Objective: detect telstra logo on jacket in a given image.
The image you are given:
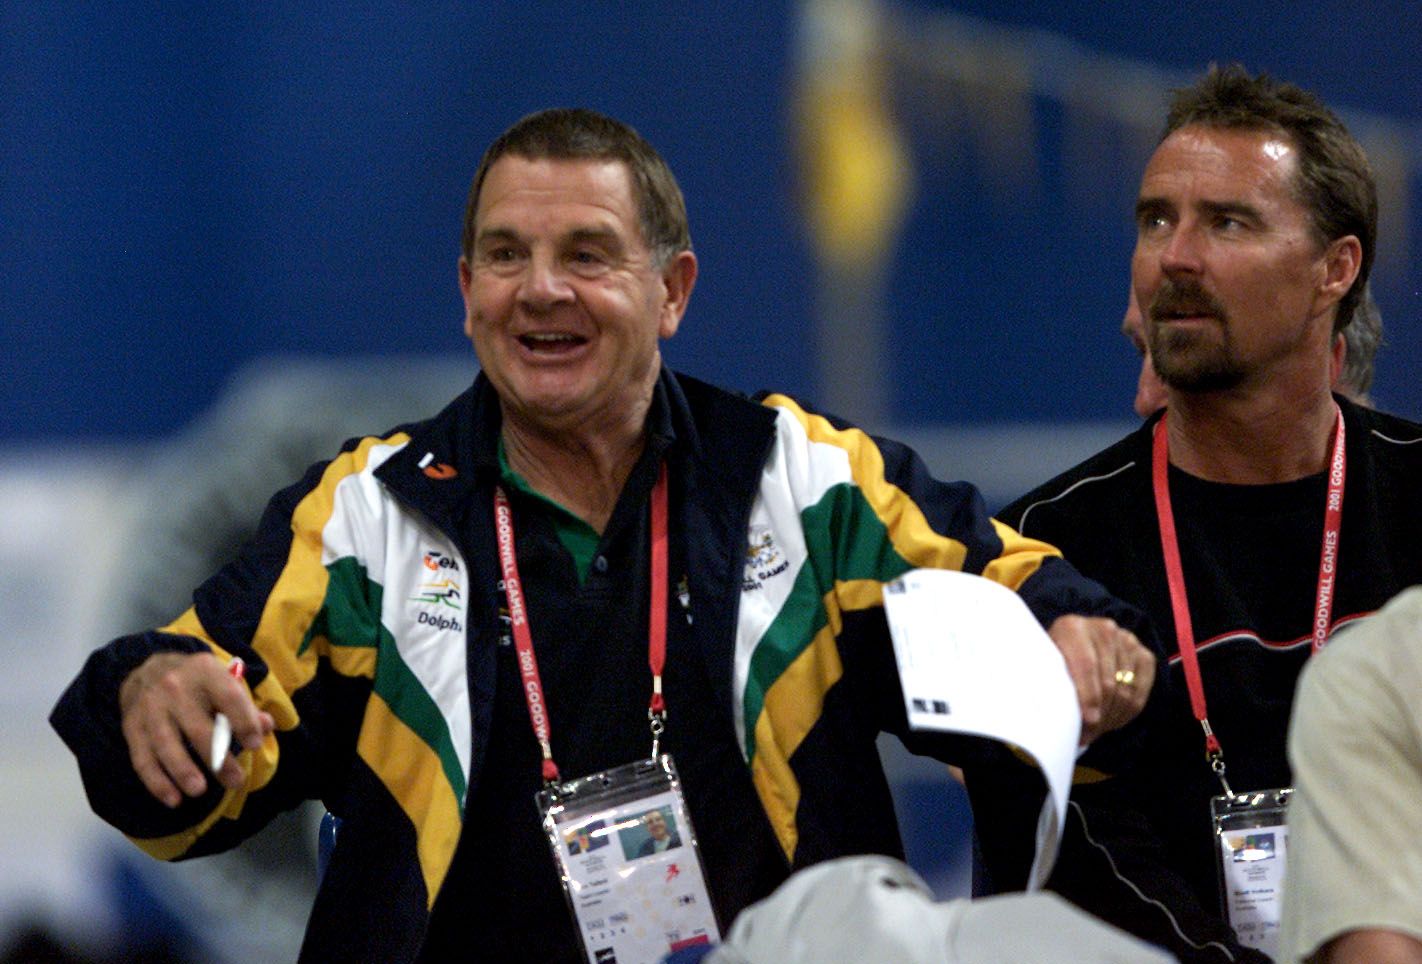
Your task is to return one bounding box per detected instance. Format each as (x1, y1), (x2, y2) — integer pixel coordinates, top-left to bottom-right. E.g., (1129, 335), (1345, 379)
(411, 550), (463, 610)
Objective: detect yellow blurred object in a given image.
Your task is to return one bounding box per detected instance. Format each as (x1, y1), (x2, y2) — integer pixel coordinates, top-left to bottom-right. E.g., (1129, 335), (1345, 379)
(796, 0), (913, 274)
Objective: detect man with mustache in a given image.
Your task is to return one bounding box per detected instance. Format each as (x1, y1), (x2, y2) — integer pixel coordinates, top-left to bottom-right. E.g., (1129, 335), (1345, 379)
(1120, 272), (1382, 421)
(968, 65), (1422, 963)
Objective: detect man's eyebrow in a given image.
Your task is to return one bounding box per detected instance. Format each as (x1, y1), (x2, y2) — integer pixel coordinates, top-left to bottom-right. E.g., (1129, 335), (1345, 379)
(1197, 199), (1263, 222)
(474, 226), (520, 246)
(1134, 196), (1263, 223)
(1134, 196), (1171, 220)
(565, 226), (623, 248)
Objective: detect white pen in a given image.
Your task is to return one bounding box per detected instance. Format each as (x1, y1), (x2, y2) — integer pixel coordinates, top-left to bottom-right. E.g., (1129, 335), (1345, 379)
(209, 657), (246, 774)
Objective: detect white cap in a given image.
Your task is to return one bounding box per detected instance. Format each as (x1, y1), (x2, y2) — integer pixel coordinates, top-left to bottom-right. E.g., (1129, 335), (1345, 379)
(705, 856), (1176, 963)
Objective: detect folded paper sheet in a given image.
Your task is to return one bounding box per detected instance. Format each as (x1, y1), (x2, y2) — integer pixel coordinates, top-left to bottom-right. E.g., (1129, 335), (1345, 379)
(882, 568), (1080, 889)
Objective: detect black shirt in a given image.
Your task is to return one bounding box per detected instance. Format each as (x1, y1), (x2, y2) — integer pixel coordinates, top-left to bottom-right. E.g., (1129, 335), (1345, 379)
(972, 399), (1422, 963)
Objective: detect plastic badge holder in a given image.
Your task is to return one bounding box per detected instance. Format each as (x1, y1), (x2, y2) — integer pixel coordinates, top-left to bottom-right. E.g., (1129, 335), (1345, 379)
(1212, 787), (1291, 960)
(538, 754), (720, 964)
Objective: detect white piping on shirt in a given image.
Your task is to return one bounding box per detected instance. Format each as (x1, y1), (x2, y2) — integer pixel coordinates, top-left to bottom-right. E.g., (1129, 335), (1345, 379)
(1069, 799), (1237, 962)
(1370, 428), (1422, 446)
(1014, 460), (1136, 534)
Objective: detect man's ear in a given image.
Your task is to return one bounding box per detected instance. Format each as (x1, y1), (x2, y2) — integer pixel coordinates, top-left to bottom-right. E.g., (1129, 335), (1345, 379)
(458, 256), (475, 339)
(658, 250), (698, 339)
(1315, 234), (1361, 318)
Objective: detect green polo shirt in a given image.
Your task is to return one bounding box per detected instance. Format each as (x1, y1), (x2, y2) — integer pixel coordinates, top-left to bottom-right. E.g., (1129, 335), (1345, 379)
(497, 437), (600, 584)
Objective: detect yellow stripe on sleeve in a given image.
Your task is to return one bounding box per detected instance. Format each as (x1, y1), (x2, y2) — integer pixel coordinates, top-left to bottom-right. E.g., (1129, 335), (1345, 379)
(358, 693), (463, 907)
(761, 394), (970, 571)
(981, 518), (1060, 592)
(750, 578), (882, 862)
(251, 432), (408, 693)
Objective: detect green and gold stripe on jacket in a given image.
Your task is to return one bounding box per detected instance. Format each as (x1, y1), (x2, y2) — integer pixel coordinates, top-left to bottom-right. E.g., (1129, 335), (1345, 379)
(131, 432), (472, 907)
(736, 394), (1059, 862)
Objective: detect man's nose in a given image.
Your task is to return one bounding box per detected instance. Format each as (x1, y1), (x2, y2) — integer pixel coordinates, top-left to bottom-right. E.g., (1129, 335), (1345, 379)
(518, 254), (574, 310)
(1159, 221), (1205, 277)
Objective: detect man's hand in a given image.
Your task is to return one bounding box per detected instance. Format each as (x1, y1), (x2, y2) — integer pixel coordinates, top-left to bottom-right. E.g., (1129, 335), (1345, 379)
(118, 651), (274, 808)
(1047, 615), (1155, 745)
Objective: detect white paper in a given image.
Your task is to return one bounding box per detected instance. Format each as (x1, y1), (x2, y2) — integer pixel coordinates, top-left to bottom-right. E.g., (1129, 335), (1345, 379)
(882, 568), (1081, 888)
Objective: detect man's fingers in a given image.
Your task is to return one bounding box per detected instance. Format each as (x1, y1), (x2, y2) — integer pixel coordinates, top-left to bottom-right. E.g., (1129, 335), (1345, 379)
(122, 697), (211, 806)
(1049, 614), (1106, 731)
(211, 673), (270, 752)
(118, 650), (263, 805)
(1105, 629), (1155, 722)
(122, 712), (184, 808)
(211, 711), (273, 790)
(1092, 625), (1155, 737)
(1050, 615), (1157, 744)
(213, 741), (248, 790)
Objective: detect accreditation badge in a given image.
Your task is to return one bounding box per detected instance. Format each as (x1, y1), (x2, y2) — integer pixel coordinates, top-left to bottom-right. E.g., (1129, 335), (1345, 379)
(537, 755), (720, 964)
(1212, 788), (1291, 960)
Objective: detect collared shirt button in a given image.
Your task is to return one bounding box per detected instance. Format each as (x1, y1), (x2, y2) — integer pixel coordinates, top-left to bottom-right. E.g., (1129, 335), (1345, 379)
(594, 555), (609, 573)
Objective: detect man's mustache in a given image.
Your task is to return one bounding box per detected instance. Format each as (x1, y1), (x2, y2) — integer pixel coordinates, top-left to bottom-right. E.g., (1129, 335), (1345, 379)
(1150, 280), (1228, 323)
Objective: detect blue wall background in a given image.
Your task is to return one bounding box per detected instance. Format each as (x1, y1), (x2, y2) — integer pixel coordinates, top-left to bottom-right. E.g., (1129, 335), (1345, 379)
(4, 1), (1420, 443)
(3, 3), (810, 441)
(884, 0), (1422, 424)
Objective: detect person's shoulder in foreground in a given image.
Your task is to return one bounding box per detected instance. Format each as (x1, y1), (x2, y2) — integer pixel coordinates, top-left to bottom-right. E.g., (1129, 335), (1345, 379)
(1280, 586), (1422, 964)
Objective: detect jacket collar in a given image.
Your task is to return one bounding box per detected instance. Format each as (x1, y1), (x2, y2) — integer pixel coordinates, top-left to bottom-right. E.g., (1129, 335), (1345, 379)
(374, 365), (780, 724)
(373, 367), (751, 535)
(371, 374), (493, 540)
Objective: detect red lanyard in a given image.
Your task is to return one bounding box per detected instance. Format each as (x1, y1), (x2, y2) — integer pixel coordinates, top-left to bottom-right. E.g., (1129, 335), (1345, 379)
(492, 462), (670, 785)
(1151, 408), (1345, 783)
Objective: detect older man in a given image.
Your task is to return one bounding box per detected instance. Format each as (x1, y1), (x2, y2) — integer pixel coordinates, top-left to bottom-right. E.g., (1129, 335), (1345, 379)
(971, 65), (1422, 964)
(53, 108), (1152, 962)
